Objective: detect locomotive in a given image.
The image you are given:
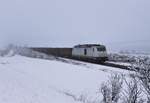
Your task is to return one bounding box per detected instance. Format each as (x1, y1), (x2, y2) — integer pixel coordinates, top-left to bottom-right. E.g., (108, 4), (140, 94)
(72, 44), (108, 62)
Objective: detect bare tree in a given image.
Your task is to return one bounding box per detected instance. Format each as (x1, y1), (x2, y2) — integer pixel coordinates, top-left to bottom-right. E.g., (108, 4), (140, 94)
(122, 75), (143, 103)
(100, 73), (123, 103)
(132, 57), (150, 101)
(110, 74), (123, 103)
(101, 82), (111, 103)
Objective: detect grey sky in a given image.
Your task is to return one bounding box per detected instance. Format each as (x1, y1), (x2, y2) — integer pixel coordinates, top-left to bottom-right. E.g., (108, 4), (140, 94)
(0, 0), (150, 51)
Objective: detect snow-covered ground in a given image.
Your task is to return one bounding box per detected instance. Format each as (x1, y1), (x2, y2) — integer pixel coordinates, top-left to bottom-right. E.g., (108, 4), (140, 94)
(0, 54), (129, 103)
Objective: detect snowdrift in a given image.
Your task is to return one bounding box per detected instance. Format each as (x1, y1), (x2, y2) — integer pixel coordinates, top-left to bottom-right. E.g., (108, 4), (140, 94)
(0, 54), (128, 103)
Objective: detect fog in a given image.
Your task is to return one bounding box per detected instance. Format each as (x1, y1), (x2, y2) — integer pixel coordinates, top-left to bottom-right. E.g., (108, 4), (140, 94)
(0, 0), (150, 52)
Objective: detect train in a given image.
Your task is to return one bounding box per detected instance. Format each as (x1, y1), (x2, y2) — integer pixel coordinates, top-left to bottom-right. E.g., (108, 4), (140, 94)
(31, 44), (108, 62)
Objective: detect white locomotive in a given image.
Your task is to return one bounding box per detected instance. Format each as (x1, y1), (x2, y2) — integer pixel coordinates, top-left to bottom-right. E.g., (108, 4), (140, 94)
(72, 44), (108, 62)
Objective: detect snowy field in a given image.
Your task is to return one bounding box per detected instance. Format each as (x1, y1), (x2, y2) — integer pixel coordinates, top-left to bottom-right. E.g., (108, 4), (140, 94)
(0, 54), (129, 103)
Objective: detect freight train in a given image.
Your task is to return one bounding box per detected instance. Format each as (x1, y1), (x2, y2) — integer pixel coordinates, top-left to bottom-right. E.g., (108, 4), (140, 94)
(31, 44), (108, 62)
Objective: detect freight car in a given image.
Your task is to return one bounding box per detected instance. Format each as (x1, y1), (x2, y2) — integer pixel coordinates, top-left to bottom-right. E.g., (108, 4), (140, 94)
(72, 44), (108, 62)
(31, 48), (72, 58)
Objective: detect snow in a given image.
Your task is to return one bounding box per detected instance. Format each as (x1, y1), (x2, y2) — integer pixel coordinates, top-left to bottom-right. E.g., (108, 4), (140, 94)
(0, 55), (128, 103)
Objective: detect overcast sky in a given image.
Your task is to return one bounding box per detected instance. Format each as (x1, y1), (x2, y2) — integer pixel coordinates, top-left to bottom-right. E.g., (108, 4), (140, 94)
(0, 0), (150, 51)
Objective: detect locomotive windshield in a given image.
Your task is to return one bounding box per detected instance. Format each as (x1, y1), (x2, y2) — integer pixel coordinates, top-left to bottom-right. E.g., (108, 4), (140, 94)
(97, 46), (106, 51)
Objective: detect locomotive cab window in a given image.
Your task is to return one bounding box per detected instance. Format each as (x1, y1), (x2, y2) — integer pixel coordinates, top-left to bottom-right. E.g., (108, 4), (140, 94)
(97, 47), (106, 51)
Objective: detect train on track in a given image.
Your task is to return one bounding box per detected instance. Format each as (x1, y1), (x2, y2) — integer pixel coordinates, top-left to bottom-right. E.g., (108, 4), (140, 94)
(30, 44), (132, 70)
(31, 44), (108, 62)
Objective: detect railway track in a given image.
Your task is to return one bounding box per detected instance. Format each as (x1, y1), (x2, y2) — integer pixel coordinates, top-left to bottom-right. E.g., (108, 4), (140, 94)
(55, 56), (132, 71)
(102, 62), (131, 70)
(30, 48), (132, 71)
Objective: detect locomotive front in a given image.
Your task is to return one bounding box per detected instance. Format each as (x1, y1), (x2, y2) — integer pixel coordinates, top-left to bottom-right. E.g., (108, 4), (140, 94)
(94, 45), (108, 61)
